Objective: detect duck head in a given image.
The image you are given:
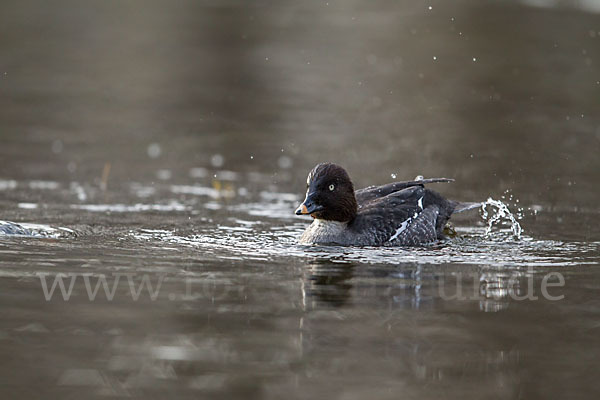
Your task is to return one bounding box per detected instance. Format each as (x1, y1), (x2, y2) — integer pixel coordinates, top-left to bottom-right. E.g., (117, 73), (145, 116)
(295, 163), (358, 222)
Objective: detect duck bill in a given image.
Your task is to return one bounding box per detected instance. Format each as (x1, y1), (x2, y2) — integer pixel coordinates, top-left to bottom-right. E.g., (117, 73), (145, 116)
(295, 194), (323, 215)
(295, 203), (310, 215)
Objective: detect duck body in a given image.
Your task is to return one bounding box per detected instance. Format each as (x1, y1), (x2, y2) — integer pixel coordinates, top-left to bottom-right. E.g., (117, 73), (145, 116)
(296, 163), (478, 247)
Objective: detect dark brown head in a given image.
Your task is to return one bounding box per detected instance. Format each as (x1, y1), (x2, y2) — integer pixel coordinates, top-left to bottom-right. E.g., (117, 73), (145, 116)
(295, 163), (358, 222)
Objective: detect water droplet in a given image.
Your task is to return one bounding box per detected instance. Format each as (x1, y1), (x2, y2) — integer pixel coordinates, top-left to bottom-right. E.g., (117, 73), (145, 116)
(278, 155), (293, 169)
(210, 154), (224, 168)
(147, 143), (161, 159)
(433, 56), (437, 60)
(472, 57), (477, 62)
(390, 173), (397, 179)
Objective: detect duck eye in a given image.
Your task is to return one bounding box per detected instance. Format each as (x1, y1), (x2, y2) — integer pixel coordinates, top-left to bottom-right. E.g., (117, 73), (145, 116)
(329, 184), (335, 191)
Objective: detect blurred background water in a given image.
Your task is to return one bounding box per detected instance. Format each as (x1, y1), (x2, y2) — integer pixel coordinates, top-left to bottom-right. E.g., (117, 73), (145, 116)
(1, 0), (600, 399)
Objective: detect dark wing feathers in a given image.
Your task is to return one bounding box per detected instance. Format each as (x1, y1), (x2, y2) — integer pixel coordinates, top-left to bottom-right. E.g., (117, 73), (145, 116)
(355, 178), (454, 203)
(349, 186), (426, 245)
(350, 185), (455, 246)
(389, 206), (439, 246)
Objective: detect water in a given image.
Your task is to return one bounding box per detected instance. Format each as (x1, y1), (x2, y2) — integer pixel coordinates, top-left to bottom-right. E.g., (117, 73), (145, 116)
(481, 198), (524, 239)
(2, 0), (600, 399)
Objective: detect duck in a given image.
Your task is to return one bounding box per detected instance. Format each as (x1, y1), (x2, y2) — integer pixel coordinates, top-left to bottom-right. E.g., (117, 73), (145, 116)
(294, 163), (479, 246)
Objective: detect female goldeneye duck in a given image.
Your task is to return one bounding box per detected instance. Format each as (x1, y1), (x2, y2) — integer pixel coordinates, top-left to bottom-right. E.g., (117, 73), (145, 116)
(295, 163), (479, 246)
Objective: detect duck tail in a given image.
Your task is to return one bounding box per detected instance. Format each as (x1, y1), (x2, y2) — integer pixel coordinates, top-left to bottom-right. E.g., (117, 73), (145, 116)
(452, 201), (483, 214)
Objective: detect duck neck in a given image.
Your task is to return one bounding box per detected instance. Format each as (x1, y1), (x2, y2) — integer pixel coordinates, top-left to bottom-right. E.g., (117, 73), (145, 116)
(319, 193), (357, 223)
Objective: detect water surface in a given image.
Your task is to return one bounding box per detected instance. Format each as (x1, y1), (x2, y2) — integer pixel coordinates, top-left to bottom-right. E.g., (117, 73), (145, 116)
(1, 1), (600, 399)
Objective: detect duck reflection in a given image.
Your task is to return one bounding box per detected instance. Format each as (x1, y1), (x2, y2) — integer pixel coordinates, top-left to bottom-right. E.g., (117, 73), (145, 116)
(301, 260), (436, 311)
(302, 260), (355, 308)
(298, 262), (523, 395)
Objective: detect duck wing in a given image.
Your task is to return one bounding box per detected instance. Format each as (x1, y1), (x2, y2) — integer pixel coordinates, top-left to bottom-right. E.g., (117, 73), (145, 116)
(355, 178), (454, 204)
(350, 186), (451, 246)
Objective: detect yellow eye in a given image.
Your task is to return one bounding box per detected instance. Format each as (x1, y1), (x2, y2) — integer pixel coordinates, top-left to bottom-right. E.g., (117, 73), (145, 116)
(329, 184), (335, 191)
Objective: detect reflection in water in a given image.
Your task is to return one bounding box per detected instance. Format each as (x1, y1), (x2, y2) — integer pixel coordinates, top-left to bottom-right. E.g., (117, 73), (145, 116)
(297, 262), (529, 398)
(479, 270), (525, 312)
(302, 261), (355, 308)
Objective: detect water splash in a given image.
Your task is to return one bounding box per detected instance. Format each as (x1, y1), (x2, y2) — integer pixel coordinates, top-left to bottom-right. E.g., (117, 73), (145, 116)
(480, 198), (523, 239)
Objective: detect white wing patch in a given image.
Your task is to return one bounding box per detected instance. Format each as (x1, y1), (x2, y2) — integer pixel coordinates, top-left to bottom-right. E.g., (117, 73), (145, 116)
(388, 218), (411, 242)
(388, 197), (424, 242)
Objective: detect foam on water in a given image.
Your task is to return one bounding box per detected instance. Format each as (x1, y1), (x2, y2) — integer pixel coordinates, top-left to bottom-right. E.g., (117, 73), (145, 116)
(0, 220), (75, 238)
